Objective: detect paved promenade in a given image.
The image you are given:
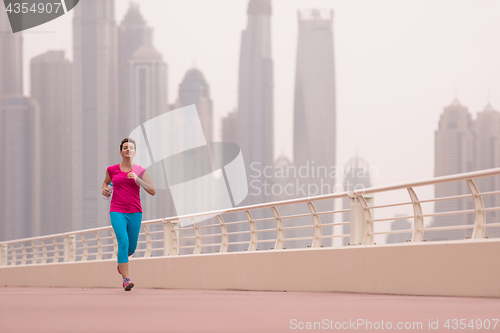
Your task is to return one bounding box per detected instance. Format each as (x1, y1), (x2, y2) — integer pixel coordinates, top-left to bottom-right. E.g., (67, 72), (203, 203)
(0, 287), (498, 332)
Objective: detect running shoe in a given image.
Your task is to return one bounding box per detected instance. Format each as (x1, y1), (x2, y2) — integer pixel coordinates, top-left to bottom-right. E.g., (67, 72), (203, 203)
(123, 278), (134, 291)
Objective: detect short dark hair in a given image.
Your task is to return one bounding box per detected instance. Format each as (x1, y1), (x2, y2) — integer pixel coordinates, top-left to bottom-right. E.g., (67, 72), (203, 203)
(120, 138), (136, 151)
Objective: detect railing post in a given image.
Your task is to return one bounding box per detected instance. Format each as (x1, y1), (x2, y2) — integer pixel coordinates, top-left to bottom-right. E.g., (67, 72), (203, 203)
(52, 238), (60, 263)
(64, 234), (76, 262)
(40, 239), (47, 264)
(143, 224), (152, 257)
(307, 202), (322, 247)
(30, 240), (39, 264)
(349, 193), (374, 245)
(218, 215), (229, 253)
(163, 219), (179, 256)
(80, 234), (88, 261)
(192, 219), (202, 254)
(94, 231), (103, 260)
(0, 244), (7, 266)
(9, 244), (16, 265)
(407, 187), (424, 242)
(467, 179), (486, 239)
(20, 242), (27, 265)
(271, 207), (284, 250)
(245, 211), (257, 251)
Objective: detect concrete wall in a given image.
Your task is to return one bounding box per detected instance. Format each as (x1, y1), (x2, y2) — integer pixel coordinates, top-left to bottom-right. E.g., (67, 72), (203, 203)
(1, 239), (499, 297)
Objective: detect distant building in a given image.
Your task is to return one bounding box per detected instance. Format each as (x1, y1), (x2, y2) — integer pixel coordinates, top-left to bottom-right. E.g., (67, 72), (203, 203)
(175, 68), (213, 143)
(129, 44), (171, 221)
(0, 9), (3, 106)
(170, 68), (214, 230)
(72, 0), (118, 230)
(386, 216), (412, 244)
(237, 0), (274, 206)
(129, 45), (168, 127)
(1, 8), (22, 96)
(0, 97), (41, 241)
(0, 9), (37, 241)
(222, 109), (238, 145)
(30, 51), (72, 236)
(474, 104), (500, 238)
(342, 156), (372, 245)
(429, 98), (475, 241)
(118, 2), (153, 137)
(293, 8), (336, 185)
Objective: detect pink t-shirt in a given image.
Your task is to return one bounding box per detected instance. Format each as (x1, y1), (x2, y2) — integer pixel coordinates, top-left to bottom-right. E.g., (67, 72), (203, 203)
(107, 164), (146, 213)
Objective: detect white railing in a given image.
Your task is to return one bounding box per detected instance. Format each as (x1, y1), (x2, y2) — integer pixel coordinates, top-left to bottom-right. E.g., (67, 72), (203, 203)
(1, 168), (500, 266)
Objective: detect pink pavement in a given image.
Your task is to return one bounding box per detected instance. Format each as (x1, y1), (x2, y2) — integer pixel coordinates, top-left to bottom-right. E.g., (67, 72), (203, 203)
(0, 287), (498, 333)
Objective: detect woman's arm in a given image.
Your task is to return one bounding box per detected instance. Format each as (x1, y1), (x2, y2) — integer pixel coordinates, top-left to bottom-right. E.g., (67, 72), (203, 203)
(128, 170), (156, 196)
(102, 170), (112, 197)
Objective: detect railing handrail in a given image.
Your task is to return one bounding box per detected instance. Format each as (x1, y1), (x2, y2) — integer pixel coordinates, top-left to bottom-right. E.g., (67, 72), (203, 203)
(160, 167), (500, 223)
(2, 167), (500, 266)
(2, 167), (500, 246)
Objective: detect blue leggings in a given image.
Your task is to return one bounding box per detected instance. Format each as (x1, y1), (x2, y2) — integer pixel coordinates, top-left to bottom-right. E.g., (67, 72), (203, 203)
(110, 212), (142, 264)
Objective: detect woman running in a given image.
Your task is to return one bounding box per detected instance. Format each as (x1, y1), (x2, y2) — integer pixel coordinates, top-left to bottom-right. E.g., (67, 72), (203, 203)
(102, 138), (156, 291)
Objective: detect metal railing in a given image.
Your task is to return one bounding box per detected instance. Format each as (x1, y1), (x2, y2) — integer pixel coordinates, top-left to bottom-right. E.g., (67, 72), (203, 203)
(1, 168), (500, 266)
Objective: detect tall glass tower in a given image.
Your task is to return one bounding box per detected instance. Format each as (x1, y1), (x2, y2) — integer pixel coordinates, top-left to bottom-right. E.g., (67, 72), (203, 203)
(73, 0), (118, 230)
(430, 99), (475, 241)
(30, 51), (72, 236)
(473, 104), (500, 238)
(237, 0), (274, 206)
(118, 2), (153, 137)
(293, 9), (336, 181)
(291, 9), (336, 246)
(177, 68), (213, 143)
(1, 7), (23, 96)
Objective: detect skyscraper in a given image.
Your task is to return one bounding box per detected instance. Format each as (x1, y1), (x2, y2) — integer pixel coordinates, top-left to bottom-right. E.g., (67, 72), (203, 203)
(0, 96), (41, 241)
(293, 8), (336, 186)
(129, 45), (167, 128)
(430, 98), (475, 240)
(118, 2), (153, 137)
(30, 50), (72, 236)
(288, 8), (336, 246)
(0, 8), (39, 241)
(222, 109), (238, 145)
(176, 68), (213, 143)
(129, 44), (170, 221)
(171, 68), (214, 227)
(73, 0), (118, 230)
(0, 7), (4, 104)
(237, 0), (274, 206)
(474, 104), (500, 237)
(1, 7), (22, 96)
(0, 9), (5, 230)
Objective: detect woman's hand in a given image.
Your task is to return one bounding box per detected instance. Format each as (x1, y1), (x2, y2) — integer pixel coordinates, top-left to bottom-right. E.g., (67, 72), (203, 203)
(103, 170), (112, 197)
(102, 188), (111, 197)
(129, 170), (156, 196)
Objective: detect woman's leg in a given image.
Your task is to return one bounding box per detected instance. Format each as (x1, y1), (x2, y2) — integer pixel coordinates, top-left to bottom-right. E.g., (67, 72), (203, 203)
(127, 212), (143, 257)
(110, 212), (130, 279)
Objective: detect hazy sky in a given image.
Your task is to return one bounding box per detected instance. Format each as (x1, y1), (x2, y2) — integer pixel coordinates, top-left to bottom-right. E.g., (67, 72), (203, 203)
(21, 0), (500, 228)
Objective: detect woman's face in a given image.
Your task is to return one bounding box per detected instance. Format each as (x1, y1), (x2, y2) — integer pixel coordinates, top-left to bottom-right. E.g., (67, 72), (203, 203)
(120, 142), (136, 159)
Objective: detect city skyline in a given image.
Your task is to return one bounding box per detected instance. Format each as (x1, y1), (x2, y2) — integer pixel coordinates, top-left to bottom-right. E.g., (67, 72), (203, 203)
(18, 0), (500, 206)
(1, 0), (500, 240)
